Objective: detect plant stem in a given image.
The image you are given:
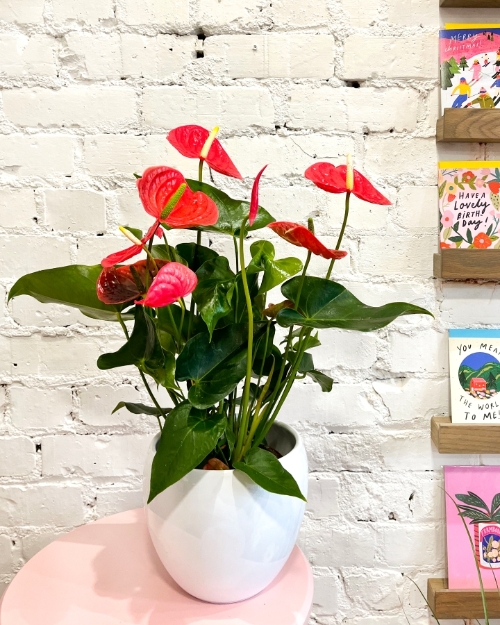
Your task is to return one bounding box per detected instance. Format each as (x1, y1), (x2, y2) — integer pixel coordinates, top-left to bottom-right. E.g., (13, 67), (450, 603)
(139, 370), (165, 431)
(117, 312), (130, 339)
(233, 236), (239, 273)
(326, 191), (351, 280)
(198, 159), (204, 184)
(294, 251), (311, 309)
(234, 219), (254, 462)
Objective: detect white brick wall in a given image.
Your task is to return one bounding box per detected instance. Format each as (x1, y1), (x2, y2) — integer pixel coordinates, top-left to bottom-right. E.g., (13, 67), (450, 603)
(0, 1), (476, 624)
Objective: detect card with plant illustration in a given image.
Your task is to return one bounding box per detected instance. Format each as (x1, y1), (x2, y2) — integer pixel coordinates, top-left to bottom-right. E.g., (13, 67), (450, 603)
(449, 329), (500, 423)
(439, 161), (500, 249)
(445, 466), (500, 589)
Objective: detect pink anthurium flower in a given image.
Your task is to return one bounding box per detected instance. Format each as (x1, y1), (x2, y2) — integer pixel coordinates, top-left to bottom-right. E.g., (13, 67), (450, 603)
(267, 221), (348, 260)
(249, 165), (267, 226)
(136, 262), (198, 308)
(101, 167), (218, 268)
(305, 162), (391, 205)
(97, 259), (168, 305)
(167, 125), (243, 180)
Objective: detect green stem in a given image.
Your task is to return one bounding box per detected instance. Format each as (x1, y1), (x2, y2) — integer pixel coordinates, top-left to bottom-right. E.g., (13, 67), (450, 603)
(294, 251), (311, 310)
(139, 370), (165, 432)
(233, 218), (254, 462)
(326, 191), (350, 280)
(198, 159), (204, 183)
(117, 312), (130, 339)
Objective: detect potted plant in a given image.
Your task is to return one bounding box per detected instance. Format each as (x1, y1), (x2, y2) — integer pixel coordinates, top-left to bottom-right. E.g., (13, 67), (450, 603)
(456, 490), (500, 570)
(9, 125), (430, 603)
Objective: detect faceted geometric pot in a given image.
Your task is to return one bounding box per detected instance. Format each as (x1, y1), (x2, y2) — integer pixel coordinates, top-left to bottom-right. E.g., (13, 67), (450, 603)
(143, 421), (308, 603)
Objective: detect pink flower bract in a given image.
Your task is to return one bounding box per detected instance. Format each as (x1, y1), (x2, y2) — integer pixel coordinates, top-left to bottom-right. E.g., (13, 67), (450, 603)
(136, 262), (198, 308)
(167, 125), (243, 180)
(305, 162), (391, 205)
(249, 165), (267, 226)
(267, 221), (348, 260)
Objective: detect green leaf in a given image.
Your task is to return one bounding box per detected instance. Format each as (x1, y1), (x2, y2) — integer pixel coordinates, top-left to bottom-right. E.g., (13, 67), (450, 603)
(458, 508), (492, 524)
(124, 227), (142, 240)
(176, 243), (219, 272)
(193, 257), (236, 338)
(306, 370), (333, 392)
(151, 244), (187, 265)
(492, 493), (500, 514)
(148, 402), (225, 502)
(294, 332), (321, 351)
(247, 241), (303, 295)
(456, 491), (490, 511)
(8, 265), (129, 322)
(287, 351), (314, 373)
(449, 236), (464, 243)
(176, 323), (265, 409)
(234, 447), (306, 501)
(186, 180), (274, 235)
(156, 303), (204, 343)
(277, 277), (431, 331)
(98, 307), (155, 369)
(112, 402), (172, 416)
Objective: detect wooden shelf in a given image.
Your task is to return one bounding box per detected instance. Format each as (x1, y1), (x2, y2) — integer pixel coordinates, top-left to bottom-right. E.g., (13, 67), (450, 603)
(431, 416), (500, 454)
(428, 578), (500, 618)
(440, 0), (500, 5)
(433, 249), (500, 280)
(436, 108), (500, 143)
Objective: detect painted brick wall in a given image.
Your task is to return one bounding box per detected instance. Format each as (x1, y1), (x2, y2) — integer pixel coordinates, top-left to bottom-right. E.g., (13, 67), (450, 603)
(0, 1), (496, 623)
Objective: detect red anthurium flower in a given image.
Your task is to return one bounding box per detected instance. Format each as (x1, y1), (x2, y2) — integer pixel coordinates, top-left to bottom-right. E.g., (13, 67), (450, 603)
(249, 165), (267, 226)
(101, 167), (218, 268)
(136, 262), (198, 308)
(267, 221), (348, 260)
(97, 259), (168, 305)
(305, 162), (391, 205)
(167, 125), (243, 180)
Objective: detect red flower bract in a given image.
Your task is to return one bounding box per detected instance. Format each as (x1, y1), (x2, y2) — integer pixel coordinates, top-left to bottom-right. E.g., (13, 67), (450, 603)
(249, 165), (267, 226)
(97, 259), (169, 305)
(101, 167), (218, 268)
(305, 162), (391, 205)
(167, 125), (243, 180)
(267, 221), (348, 260)
(136, 262), (198, 308)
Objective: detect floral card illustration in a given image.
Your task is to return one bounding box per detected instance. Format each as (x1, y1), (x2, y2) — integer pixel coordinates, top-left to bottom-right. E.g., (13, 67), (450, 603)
(449, 329), (500, 423)
(440, 24), (500, 112)
(445, 466), (500, 589)
(439, 161), (500, 250)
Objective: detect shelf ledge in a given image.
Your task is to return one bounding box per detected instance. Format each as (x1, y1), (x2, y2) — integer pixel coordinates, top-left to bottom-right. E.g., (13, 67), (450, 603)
(431, 416), (500, 454)
(437, 108), (500, 143)
(428, 578), (500, 619)
(433, 249), (500, 280)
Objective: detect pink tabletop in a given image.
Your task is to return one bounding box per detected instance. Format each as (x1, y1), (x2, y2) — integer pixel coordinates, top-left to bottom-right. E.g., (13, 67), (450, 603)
(1, 508), (313, 625)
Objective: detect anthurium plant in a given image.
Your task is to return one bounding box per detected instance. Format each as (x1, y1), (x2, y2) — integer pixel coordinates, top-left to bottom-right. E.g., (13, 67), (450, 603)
(9, 125), (430, 503)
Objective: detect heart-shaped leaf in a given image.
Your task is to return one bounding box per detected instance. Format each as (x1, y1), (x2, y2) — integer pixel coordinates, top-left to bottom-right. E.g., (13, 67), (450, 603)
(176, 323), (265, 409)
(176, 243), (219, 272)
(277, 277), (431, 331)
(247, 240), (303, 294)
(234, 447), (306, 501)
(8, 265), (130, 322)
(148, 402), (225, 502)
(193, 257), (236, 338)
(186, 180), (274, 235)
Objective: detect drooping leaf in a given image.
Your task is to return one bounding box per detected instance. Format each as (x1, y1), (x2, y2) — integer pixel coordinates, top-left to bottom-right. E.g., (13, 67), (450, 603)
(306, 370), (333, 392)
(186, 180), (274, 235)
(456, 492), (490, 511)
(193, 257), (236, 338)
(148, 402), (226, 502)
(277, 277), (431, 331)
(176, 243), (219, 272)
(234, 447), (306, 501)
(112, 402), (172, 416)
(247, 240), (303, 295)
(176, 323), (265, 409)
(8, 265), (130, 322)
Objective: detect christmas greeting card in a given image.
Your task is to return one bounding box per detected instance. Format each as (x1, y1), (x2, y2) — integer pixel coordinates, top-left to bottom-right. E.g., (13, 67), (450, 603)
(449, 329), (500, 423)
(439, 161), (500, 250)
(445, 466), (500, 589)
(440, 24), (500, 113)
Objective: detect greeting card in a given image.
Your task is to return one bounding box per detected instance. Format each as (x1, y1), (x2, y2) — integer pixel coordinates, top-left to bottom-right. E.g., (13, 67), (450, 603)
(440, 24), (500, 112)
(449, 329), (500, 423)
(439, 161), (500, 250)
(445, 466), (500, 589)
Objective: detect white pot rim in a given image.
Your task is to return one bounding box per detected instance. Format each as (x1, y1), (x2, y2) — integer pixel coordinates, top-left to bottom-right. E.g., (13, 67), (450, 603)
(150, 420), (301, 474)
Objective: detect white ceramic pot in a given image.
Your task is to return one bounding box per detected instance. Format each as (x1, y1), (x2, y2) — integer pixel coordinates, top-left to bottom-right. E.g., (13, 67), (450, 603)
(143, 421), (308, 604)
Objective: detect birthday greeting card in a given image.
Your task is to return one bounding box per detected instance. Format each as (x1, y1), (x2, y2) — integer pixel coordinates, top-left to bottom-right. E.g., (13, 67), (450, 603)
(440, 24), (500, 112)
(449, 329), (500, 423)
(439, 161), (500, 250)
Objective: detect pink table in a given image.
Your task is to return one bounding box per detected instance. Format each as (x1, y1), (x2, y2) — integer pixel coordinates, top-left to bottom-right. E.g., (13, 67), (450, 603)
(0, 508), (313, 625)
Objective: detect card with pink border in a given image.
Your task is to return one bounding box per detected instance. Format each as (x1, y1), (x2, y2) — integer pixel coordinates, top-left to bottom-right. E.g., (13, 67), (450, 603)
(445, 466), (500, 589)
